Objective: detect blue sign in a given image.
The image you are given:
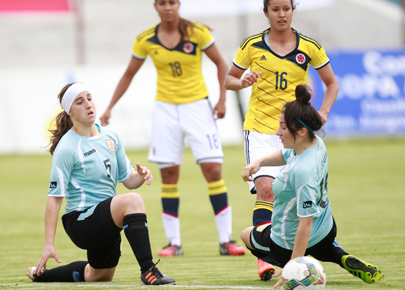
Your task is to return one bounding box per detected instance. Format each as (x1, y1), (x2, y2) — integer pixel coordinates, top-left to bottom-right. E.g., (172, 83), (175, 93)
(311, 49), (405, 135)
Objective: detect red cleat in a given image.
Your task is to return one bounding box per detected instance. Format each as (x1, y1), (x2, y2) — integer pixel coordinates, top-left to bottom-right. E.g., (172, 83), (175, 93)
(220, 241), (246, 256)
(158, 244), (183, 257)
(258, 259), (276, 281)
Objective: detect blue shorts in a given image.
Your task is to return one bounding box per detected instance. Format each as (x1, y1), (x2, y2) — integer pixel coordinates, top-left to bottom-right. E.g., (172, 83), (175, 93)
(62, 197), (122, 269)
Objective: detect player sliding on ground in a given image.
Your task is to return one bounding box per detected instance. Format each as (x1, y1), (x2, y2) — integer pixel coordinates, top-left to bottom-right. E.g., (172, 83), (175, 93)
(240, 84), (385, 287)
(224, 0), (339, 280)
(27, 83), (175, 285)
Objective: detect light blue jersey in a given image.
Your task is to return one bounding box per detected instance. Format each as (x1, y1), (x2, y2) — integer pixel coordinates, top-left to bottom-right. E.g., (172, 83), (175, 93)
(48, 124), (134, 213)
(271, 135), (332, 250)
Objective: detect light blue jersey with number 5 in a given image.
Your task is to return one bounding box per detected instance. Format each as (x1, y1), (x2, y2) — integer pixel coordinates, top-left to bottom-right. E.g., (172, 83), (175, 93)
(271, 135), (332, 250)
(48, 124), (134, 213)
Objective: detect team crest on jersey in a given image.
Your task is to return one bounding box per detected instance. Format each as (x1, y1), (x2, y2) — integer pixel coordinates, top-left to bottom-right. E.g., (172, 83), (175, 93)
(296, 53), (306, 64)
(183, 42), (194, 53)
(106, 139), (115, 152)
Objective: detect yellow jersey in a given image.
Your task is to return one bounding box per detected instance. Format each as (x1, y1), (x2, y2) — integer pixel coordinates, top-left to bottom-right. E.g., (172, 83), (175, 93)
(132, 22), (214, 104)
(233, 28), (329, 134)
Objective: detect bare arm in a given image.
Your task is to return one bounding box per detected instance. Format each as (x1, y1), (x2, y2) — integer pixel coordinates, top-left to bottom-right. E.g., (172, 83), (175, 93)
(100, 56), (145, 126)
(204, 43), (228, 119)
(224, 64), (261, 91)
(122, 163), (153, 190)
(273, 216), (314, 288)
(34, 196), (64, 276)
(291, 216), (313, 259)
(242, 150), (286, 182)
(316, 64), (339, 125)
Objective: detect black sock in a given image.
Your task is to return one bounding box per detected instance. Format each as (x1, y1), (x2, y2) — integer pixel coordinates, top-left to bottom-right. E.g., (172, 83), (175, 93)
(123, 213), (154, 273)
(36, 261), (87, 282)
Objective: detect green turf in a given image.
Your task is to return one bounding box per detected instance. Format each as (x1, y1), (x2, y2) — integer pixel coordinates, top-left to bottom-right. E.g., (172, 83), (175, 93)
(0, 139), (404, 289)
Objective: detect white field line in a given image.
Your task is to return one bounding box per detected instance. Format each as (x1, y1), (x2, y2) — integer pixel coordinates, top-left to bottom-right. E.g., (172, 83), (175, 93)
(7, 284), (273, 289)
(8, 284), (340, 289)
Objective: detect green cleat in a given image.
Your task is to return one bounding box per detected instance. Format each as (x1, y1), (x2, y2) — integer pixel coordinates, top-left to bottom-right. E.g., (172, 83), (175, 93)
(341, 255), (385, 283)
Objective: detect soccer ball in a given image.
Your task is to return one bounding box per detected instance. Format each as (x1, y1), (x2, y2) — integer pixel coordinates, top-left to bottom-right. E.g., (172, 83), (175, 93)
(281, 256), (326, 290)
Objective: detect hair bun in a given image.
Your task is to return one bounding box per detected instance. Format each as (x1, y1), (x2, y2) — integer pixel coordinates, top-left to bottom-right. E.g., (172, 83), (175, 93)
(295, 84), (312, 104)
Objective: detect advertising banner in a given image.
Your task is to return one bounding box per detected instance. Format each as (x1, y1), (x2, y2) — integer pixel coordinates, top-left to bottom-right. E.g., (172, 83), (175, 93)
(311, 49), (405, 135)
(0, 0), (72, 13)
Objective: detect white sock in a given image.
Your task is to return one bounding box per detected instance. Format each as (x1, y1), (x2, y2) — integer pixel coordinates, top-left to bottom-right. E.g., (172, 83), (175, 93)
(161, 212), (181, 246)
(215, 206), (232, 244)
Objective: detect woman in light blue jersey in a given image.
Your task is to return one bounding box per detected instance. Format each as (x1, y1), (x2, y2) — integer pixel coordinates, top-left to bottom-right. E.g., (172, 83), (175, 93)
(26, 83), (175, 285)
(240, 84), (384, 287)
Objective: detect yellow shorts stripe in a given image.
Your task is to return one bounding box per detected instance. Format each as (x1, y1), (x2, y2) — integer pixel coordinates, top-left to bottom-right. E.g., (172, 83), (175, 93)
(161, 184), (180, 198)
(208, 179), (228, 195)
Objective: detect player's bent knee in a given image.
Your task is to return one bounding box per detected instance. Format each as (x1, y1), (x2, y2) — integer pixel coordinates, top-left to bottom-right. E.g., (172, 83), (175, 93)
(85, 267), (115, 282)
(240, 227), (254, 248)
(124, 192), (145, 212)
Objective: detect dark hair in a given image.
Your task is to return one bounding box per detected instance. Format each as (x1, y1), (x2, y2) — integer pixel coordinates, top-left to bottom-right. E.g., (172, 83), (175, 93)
(282, 84), (322, 141)
(48, 83), (75, 155)
(154, 0), (212, 46)
(263, 0), (296, 12)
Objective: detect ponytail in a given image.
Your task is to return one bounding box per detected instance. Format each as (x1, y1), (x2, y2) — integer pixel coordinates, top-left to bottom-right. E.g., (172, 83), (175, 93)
(282, 84), (323, 141)
(48, 83), (75, 155)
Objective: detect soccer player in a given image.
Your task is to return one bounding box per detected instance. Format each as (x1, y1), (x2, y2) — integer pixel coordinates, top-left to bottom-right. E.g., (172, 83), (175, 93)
(224, 0), (339, 280)
(240, 84), (385, 287)
(100, 0), (245, 257)
(27, 83), (175, 285)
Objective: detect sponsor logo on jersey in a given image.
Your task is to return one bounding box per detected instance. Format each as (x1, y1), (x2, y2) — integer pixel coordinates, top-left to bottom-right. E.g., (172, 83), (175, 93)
(84, 148), (96, 157)
(106, 139), (115, 152)
(296, 53), (306, 64)
(319, 197), (329, 209)
(260, 55), (267, 61)
(183, 42), (194, 53)
(303, 201), (313, 208)
(50, 181), (57, 188)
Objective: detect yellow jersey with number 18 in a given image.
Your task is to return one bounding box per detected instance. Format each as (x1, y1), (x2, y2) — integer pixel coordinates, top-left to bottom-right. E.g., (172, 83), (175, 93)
(233, 28), (330, 134)
(132, 22), (214, 104)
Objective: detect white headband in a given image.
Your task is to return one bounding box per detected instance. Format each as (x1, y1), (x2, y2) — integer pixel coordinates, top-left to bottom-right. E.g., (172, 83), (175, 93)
(61, 83), (89, 114)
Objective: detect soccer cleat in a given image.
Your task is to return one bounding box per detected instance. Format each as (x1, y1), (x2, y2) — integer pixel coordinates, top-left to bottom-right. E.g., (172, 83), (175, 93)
(257, 259), (276, 281)
(26, 267), (44, 282)
(158, 244), (184, 257)
(140, 265), (176, 285)
(220, 240), (246, 256)
(341, 255), (385, 283)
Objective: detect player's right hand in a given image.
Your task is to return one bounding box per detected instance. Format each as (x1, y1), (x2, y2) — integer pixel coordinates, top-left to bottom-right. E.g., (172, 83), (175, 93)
(241, 162), (260, 182)
(100, 109), (111, 126)
(35, 245), (61, 276)
(241, 71), (261, 88)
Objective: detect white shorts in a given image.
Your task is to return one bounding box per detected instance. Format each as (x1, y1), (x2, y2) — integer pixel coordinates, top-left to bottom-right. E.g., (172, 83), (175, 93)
(244, 131), (285, 193)
(148, 99), (224, 166)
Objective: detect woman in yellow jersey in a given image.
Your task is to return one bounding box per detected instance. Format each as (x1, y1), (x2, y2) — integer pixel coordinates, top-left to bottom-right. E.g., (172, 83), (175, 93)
(224, 0), (339, 281)
(100, 0), (245, 257)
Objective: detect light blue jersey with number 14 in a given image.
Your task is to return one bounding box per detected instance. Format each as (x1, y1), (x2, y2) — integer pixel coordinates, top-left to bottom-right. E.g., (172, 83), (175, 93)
(48, 124), (134, 214)
(271, 135), (332, 250)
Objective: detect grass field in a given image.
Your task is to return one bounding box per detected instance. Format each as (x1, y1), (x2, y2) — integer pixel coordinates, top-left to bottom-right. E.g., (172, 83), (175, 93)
(0, 138), (404, 290)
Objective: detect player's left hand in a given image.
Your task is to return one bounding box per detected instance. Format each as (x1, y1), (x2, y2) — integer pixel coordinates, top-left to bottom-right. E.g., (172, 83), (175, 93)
(272, 268), (284, 289)
(136, 163), (153, 185)
(213, 100), (226, 119)
(318, 110), (328, 125)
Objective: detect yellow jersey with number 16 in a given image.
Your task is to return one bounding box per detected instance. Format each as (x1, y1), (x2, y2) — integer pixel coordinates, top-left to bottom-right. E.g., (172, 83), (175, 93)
(233, 28), (330, 134)
(132, 22), (214, 105)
